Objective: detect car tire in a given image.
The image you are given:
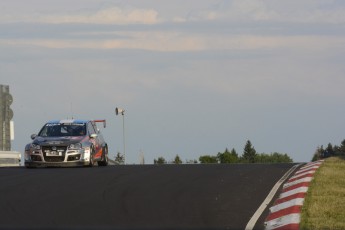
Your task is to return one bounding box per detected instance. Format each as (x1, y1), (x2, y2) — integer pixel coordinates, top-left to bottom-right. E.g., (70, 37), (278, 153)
(98, 146), (108, 166)
(25, 165), (36, 169)
(89, 147), (95, 167)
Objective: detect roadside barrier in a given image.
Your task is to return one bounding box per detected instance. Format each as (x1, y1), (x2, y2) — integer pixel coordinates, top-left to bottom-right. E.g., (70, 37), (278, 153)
(264, 160), (324, 230)
(0, 151), (21, 167)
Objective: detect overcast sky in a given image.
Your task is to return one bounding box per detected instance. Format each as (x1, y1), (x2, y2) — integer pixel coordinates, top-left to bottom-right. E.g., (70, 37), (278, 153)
(1, 0), (345, 163)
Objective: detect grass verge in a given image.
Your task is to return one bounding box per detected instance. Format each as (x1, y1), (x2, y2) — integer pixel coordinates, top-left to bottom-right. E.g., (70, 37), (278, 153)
(300, 157), (345, 229)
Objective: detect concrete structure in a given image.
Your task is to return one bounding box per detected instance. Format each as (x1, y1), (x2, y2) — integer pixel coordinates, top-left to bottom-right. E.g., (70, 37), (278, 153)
(0, 84), (13, 151)
(0, 151), (21, 167)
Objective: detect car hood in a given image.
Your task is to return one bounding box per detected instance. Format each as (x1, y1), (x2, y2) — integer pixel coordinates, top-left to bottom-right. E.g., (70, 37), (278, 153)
(33, 136), (86, 146)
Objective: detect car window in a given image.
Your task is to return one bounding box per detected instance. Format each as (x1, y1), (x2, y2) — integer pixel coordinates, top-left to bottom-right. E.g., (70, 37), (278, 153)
(38, 123), (86, 137)
(91, 121), (100, 134)
(87, 122), (97, 135)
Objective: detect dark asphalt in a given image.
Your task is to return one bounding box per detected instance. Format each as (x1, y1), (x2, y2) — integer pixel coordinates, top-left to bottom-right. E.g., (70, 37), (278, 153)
(0, 164), (296, 229)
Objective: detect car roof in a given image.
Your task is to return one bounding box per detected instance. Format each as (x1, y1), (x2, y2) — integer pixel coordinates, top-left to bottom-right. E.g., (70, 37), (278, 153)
(46, 119), (90, 124)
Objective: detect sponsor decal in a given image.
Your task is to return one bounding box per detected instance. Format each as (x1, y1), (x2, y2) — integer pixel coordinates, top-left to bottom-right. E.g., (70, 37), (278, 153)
(94, 148), (103, 158)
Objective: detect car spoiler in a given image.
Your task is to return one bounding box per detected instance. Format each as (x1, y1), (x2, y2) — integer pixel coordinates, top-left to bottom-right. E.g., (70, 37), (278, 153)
(94, 120), (106, 128)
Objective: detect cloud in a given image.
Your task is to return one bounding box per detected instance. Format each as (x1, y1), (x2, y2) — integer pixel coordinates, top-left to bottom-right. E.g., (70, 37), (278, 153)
(0, 6), (159, 25)
(2, 1), (345, 26)
(177, 0), (345, 24)
(46, 7), (159, 25)
(1, 32), (344, 53)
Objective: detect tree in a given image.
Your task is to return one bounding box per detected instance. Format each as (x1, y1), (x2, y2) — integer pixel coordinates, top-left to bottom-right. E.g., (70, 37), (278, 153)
(271, 152), (293, 163)
(173, 155), (182, 164)
(324, 143), (334, 158)
(255, 152), (293, 163)
(333, 145), (340, 155)
(255, 153), (271, 163)
(186, 159), (198, 164)
(217, 148), (239, 163)
(312, 146), (324, 161)
(199, 155), (218, 164)
(339, 139), (345, 155)
(230, 148), (238, 158)
(320, 145), (325, 157)
(114, 152), (125, 165)
(154, 156), (167, 164)
(242, 140), (257, 163)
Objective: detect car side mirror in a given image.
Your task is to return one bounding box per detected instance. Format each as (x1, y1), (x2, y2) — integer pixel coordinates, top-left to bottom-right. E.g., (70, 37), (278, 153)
(90, 133), (98, 138)
(31, 134), (37, 140)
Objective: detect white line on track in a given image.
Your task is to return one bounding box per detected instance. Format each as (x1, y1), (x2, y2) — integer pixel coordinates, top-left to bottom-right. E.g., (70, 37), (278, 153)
(245, 164), (302, 230)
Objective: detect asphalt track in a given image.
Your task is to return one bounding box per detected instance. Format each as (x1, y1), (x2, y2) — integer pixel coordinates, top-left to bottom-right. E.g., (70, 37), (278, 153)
(0, 164), (297, 229)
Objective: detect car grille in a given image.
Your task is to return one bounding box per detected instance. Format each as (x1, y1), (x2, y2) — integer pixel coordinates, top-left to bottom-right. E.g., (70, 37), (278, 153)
(44, 156), (65, 162)
(42, 146), (67, 162)
(31, 155), (42, 162)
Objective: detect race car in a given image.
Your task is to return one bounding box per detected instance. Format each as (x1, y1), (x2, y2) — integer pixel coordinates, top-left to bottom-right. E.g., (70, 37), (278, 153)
(24, 119), (108, 168)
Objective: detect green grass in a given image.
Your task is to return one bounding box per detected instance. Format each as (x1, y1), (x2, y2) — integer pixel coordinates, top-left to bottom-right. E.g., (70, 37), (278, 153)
(300, 157), (345, 230)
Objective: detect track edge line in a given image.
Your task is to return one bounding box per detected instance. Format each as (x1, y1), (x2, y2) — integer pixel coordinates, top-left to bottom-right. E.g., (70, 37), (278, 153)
(245, 163), (303, 230)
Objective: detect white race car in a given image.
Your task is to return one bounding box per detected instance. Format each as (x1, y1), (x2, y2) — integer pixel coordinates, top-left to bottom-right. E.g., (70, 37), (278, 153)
(25, 119), (108, 168)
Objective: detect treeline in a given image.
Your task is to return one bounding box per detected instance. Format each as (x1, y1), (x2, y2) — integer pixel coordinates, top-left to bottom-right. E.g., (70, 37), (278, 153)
(312, 139), (345, 161)
(154, 140), (293, 164)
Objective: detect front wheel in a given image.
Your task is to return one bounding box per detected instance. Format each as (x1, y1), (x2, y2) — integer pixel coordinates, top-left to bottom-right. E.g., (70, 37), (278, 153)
(98, 146), (108, 166)
(89, 147), (95, 167)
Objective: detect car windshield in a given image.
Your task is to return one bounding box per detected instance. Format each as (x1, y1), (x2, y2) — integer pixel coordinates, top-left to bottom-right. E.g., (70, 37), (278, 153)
(38, 123), (86, 137)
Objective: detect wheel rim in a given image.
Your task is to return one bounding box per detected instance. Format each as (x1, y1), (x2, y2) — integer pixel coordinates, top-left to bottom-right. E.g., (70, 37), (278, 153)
(105, 148), (108, 163)
(90, 148), (95, 166)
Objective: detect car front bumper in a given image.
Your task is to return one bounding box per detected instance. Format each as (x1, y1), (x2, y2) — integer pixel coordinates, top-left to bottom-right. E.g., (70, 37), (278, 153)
(25, 161), (89, 168)
(24, 146), (92, 168)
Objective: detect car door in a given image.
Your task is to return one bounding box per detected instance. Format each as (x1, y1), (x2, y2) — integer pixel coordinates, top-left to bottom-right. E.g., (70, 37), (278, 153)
(87, 122), (102, 159)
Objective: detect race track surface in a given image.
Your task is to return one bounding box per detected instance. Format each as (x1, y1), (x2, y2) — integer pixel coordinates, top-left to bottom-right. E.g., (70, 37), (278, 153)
(0, 164), (296, 229)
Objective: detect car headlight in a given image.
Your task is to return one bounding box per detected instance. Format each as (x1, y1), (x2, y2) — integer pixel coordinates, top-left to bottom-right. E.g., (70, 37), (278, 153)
(69, 143), (82, 149)
(31, 144), (41, 150)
